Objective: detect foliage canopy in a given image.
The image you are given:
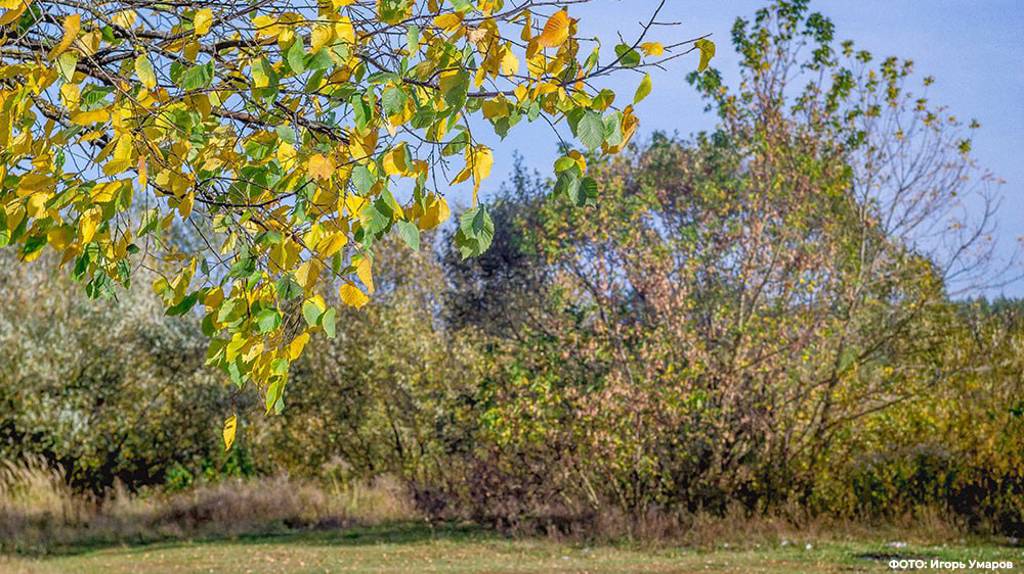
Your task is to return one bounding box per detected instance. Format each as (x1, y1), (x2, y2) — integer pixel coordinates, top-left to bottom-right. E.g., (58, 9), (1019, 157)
(0, 0), (711, 434)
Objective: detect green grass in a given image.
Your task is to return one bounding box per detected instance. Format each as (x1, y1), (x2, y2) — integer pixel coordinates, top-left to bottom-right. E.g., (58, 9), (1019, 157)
(1, 523), (1020, 573)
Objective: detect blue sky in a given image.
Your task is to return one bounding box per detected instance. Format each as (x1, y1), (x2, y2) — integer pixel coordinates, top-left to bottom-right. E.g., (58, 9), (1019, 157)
(463, 0), (1024, 296)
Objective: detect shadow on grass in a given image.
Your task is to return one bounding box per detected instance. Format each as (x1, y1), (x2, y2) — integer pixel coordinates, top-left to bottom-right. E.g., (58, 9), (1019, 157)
(3, 521), (505, 560)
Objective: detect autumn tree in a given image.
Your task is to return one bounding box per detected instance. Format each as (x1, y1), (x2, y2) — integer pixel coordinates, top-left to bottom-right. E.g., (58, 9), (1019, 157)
(430, 0), (1015, 519)
(0, 0), (713, 443)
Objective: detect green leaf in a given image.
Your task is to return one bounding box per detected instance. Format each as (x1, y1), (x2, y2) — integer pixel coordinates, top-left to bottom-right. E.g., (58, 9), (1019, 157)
(173, 61), (214, 91)
(614, 43), (641, 67)
(228, 253), (257, 279)
(382, 86), (407, 117)
(308, 48), (334, 71)
(275, 275), (302, 299)
(395, 220), (420, 251)
(302, 299), (323, 328)
(254, 308), (282, 334)
(320, 307), (337, 339)
(217, 298), (245, 324)
(455, 206), (494, 259)
(57, 52), (78, 83)
(634, 74), (652, 104)
(554, 156), (578, 174)
(579, 176), (599, 206)
(166, 292), (199, 316)
(577, 111), (605, 151)
(603, 112), (624, 147)
(406, 25), (420, 53)
(265, 378), (284, 414)
(443, 70), (470, 112)
(80, 85), (114, 110)
(555, 169), (579, 201)
(352, 165), (375, 194)
(21, 234), (47, 260)
(360, 202), (391, 237)
(276, 125), (298, 145)
(251, 58), (272, 89)
(285, 38), (306, 74)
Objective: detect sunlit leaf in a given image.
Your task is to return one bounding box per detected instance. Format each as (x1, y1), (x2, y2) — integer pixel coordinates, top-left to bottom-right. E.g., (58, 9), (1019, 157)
(222, 415), (237, 451)
(695, 38), (716, 72)
(536, 10), (570, 48)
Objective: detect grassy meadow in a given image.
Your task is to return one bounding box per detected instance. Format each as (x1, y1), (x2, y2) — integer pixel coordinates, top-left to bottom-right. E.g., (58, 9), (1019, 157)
(2, 523), (1021, 574)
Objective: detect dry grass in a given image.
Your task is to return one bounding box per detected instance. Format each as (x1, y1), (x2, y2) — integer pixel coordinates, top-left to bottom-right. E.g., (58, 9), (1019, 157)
(503, 501), (969, 551)
(0, 457), (417, 554)
(1, 456), (979, 561)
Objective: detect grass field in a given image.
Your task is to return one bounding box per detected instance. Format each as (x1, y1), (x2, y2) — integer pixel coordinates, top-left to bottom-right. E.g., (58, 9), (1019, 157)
(1, 523), (1020, 574)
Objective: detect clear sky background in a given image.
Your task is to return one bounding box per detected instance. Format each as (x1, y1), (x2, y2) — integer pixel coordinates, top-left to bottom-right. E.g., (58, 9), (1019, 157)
(460, 0), (1024, 297)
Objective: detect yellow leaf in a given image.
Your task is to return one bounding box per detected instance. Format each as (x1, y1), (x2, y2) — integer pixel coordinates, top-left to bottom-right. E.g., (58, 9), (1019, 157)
(25, 193), (47, 219)
(295, 258), (323, 290)
(567, 149), (587, 173)
(345, 194), (369, 217)
(203, 287), (224, 309)
(603, 105), (639, 154)
(433, 12), (463, 33)
(49, 14), (81, 59)
(500, 48), (520, 76)
(332, 0), (354, 8)
(471, 146), (493, 184)
(334, 17), (355, 45)
(307, 154), (335, 181)
(103, 135), (134, 176)
(16, 173), (54, 196)
(277, 141), (297, 170)
(450, 165), (471, 186)
(482, 98), (509, 120)
(350, 129), (378, 160)
(194, 8), (213, 36)
(287, 332), (310, 361)
(339, 282), (369, 308)
(79, 207), (101, 244)
(60, 83), (80, 108)
(419, 194), (450, 230)
(355, 255), (374, 293)
(178, 192), (194, 219)
(382, 144), (409, 176)
(311, 25), (334, 52)
(252, 15), (278, 38)
(0, 1), (28, 27)
(316, 231), (348, 258)
(695, 38), (716, 72)
(91, 180), (123, 203)
(536, 9), (569, 48)
(470, 146), (493, 203)
(134, 53), (157, 89)
(222, 415), (237, 451)
(513, 84), (528, 103)
(47, 225), (72, 251)
(526, 53), (548, 78)
(111, 10), (136, 29)
(70, 108), (110, 126)
(634, 73), (652, 104)
(137, 155), (148, 190)
(640, 42), (664, 57)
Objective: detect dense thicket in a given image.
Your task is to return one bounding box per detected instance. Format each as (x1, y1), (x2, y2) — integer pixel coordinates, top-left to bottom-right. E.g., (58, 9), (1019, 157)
(1, 0), (1021, 535)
